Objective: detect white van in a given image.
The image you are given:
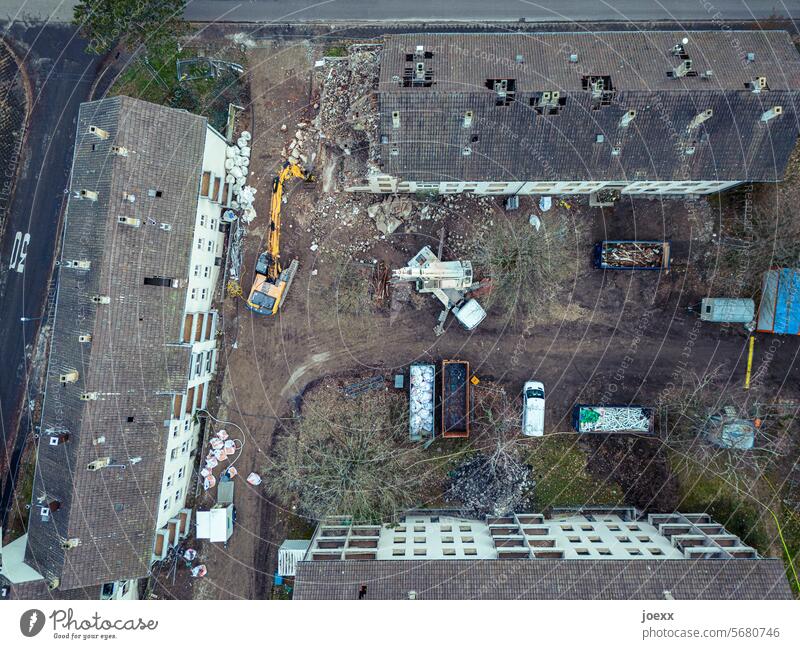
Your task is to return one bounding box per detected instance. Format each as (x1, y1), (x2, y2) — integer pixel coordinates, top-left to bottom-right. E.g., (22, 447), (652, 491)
(522, 381), (545, 437)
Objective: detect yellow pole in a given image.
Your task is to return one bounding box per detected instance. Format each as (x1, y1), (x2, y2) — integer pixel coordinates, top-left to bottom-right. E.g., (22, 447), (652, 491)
(744, 336), (755, 389)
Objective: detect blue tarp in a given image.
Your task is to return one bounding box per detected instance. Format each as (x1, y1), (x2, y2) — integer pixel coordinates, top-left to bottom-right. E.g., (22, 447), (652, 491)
(757, 268), (800, 335)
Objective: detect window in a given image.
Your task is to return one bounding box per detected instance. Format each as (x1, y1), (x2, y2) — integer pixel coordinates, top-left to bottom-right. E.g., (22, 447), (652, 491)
(194, 354), (202, 376)
(162, 498), (169, 511)
(394, 537), (405, 544)
(180, 441), (189, 454)
(200, 288), (207, 300)
(413, 549), (426, 556)
(396, 526), (406, 533)
(127, 416), (134, 422)
(461, 536), (474, 544)
(170, 448), (178, 460)
(172, 425), (179, 438)
(575, 548), (590, 556)
(210, 218), (216, 229)
(580, 524), (593, 531)
(206, 240), (213, 252)
(414, 537), (425, 544)
(440, 525), (452, 532)
(567, 536), (580, 543)
(143, 276), (174, 287)
(200, 214), (206, 227)
(177, 467), (185, 479)
(194, 265), (200, 277)
(414, 526), (425, 532)
(617, 536), (631, 543)
(648, 547), (664, 556)
(628, 525), (641, 531)
(589, 536), (602, 543)
(203, 266), (210, 278)
(607, 524), (621, 531)
(442, 548), (456, 556)
(464, 548), (477, 556)
(392, 549), (405, 556)
(197, 238), (204, 250)
(175, 489), (182, 501)
(637, 536), (651, 543)
(597, 547), (612, 555)
(459, 525), (471, 532)
(190, 288), (197, 300)
(561, 525), (574, 531)
(441, 536), (454, 544)
(148, 189), (163, 198)
(184, 418), (191, 431)
(627, 548), (642, 556)
(205, 351), (213, 373)
(166, 474), (173, 488)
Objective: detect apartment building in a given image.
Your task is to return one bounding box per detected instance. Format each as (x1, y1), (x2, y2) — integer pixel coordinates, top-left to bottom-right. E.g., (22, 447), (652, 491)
(0, 96), (230, 598)
(350, 31), (800, 197)
(294, 508), (792, 599)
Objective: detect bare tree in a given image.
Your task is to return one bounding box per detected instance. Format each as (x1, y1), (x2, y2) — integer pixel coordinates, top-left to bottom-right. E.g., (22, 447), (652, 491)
(266, 383), (428, 522)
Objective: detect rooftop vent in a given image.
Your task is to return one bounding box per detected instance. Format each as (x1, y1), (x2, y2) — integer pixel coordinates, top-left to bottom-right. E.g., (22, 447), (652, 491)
(61, 538), (81, 549)
(746, 52), (756, 62)
(63, 259), (91, 270)
(392, 111), (400, 128)
(117, 216), (141, 228)
(78, 334), (91, 343)
(159, 223), (172, 232)
(569, 53), (578, 63)
(688, 109), (713, 130)
(87, 457), (111, 471)
(462, 146), (472, 156)
(582, 76), (615, 109)
(90, 295), (111, 304)
(80, 392), (99, 401)
(48, 432), (69, 446)
(111, 145), (128, 157)
(59, 370), (79, 384)
(748, 76), (768, 93)
(668, 39), (696, 78)
(402, 46), (433, 87)
(463, 111), (473, 128)
(619, 110), (636, 128)
(487, 78), (516, 106)
(531, 91), (565, 115)
(79, 189), (98, 201)
(89, 125), (109, 139)
(761, 106), (783, 123)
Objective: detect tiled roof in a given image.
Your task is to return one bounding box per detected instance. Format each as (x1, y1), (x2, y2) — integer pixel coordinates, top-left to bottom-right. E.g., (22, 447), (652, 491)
(24, 97), (207, 590)
(294, 559), (793, 599)
(377, 32), (800, 183)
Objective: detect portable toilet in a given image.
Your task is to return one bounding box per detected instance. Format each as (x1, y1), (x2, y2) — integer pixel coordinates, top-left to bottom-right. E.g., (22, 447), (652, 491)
(700, 298), (755, 323)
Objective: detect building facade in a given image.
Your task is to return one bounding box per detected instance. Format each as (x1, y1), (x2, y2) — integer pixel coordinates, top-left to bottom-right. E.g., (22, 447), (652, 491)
(348, 31), (800, 197)
(1, 96), (230, 597)
(295, 508), (792, 599)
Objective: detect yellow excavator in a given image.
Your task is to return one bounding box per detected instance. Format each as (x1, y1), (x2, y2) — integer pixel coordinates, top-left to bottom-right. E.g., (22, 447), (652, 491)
(245, 162), (312, 316)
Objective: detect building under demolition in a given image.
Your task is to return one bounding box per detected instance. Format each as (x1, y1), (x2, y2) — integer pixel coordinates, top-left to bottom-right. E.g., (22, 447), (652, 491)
(336, 31), (800, 197)
(293, 508), (792, 599)
(0, 97), (229, 598)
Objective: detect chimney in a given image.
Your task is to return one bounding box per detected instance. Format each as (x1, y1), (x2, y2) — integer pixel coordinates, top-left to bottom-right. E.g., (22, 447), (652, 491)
(749, 77), (767, 93)
(391, 111), (400, 128)
(761, 106), (783, 123)
(688, 109), (713, 130)
(463, 111), (473, 128)
(619, 110), (636, 128)
(88, 125), (109, 139)
(59, 370), (79, 384)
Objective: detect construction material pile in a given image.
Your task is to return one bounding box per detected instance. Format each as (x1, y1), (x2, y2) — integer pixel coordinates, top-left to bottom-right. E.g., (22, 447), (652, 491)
(575, 406), (653, 433)
(225, 131), (257, 223)
(281, 121), (317, 168)
(315, 45), (382, 182)
(600, 241), (665, 267)
(447, 453), (534, 518)
(409, 364), (435, 441)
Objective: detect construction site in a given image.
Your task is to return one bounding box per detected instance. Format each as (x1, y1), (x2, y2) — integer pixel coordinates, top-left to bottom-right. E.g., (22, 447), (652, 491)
(127, 32), (800, 599)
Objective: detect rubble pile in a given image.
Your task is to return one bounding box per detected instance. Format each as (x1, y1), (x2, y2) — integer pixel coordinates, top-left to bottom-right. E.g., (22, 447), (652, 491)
(226, 131), (257, 223)
(315, 45), (382, 184)
(446, 453), (534, 518)
(281, 121), (317, 168)
(367, 195), (413, 235)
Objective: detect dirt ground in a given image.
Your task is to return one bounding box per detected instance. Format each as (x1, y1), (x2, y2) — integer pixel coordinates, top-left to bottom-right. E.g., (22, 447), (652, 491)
(160, 39), (800, 599)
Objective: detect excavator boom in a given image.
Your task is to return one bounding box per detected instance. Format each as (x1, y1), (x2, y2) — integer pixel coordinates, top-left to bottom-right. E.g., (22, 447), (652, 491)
(246, 162), (310, 315)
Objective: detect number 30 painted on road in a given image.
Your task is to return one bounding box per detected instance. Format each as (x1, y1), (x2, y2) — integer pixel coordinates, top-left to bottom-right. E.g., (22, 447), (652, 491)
(9, 231), (30, 273)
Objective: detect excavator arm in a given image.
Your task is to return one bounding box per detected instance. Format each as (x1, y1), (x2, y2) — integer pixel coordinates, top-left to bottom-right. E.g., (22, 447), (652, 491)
(246, 162), (310, 316)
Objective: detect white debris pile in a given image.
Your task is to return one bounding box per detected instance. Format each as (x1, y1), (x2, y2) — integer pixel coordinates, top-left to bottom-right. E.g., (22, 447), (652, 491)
(281, 121), (318, 168)
(576, 406), (653, 433)
(225, 131), (257, 221)
(200, 428), (243, 491)
(409, 364), (435, 440)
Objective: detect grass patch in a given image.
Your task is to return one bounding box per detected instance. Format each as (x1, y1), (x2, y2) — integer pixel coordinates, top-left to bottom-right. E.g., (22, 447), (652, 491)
(670, 454), (770, 553)
(110, 46), (248, 132)
(323, 45), (348, 57)
(527, 436), (623, 509)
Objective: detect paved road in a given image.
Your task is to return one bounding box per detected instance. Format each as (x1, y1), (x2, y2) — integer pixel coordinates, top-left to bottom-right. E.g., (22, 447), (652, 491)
(0, 23), (97, 524)
(1, 0), (798, 24)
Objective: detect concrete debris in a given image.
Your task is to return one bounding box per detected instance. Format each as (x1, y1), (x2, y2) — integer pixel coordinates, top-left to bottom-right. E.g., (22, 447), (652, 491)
(447, 453), (534, 518)
(367, 195), (413, 235)
(315, 44), (382, 187)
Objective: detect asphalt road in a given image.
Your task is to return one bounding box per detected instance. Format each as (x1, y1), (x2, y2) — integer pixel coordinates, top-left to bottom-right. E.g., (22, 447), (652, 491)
(183, 0), (800, 22)
(1, 0), (799, 23)
(0, 23), (97, 523)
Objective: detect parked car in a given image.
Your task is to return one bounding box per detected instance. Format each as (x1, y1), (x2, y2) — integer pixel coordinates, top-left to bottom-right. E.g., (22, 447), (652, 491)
(522, 381), (545, 437)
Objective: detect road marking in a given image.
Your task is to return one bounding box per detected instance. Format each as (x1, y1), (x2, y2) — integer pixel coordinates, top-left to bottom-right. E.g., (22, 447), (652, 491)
(8, 231), (30, 273)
